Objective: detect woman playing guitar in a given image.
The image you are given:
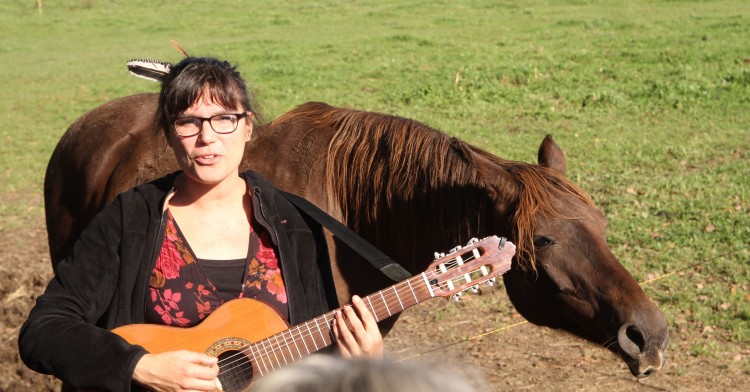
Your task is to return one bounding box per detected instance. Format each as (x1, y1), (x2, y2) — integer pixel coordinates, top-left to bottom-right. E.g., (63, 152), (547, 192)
(19, 56), (382, 392)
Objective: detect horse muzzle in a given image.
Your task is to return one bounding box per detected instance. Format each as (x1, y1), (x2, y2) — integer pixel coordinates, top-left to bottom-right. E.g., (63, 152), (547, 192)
(617, 321), (669, 378)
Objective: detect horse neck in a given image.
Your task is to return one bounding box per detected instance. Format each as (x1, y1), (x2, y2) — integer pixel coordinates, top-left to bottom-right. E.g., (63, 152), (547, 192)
(380, 194), (512, 268)
(325, 140), (514, 268)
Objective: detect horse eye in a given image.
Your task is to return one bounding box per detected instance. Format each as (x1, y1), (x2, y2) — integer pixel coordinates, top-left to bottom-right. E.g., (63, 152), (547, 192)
(533, 236), (555, 248)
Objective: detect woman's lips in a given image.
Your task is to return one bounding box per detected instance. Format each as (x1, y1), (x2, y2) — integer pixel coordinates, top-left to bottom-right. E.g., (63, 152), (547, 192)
(194, 154), (221, 165)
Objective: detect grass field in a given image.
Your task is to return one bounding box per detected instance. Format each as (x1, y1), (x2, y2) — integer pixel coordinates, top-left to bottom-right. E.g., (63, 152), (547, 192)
(1, 0), (748, 383)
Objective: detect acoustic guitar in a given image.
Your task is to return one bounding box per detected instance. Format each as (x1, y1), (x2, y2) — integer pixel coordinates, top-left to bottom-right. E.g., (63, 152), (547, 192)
(113, 236), (515, 392)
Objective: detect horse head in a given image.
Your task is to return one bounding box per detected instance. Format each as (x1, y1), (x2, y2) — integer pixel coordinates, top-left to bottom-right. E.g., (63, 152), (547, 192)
(472, 135), (669, 377)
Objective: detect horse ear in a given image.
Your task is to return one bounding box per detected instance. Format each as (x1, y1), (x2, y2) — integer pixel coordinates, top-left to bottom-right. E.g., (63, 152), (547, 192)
(538, 134), (567, 176)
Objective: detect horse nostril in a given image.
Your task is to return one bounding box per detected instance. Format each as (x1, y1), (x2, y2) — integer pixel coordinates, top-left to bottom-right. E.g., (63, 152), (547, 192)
(625, 325), (646, 351)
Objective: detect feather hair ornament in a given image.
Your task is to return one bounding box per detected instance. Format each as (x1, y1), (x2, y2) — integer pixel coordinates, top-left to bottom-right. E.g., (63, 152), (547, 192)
(126, 41), (189, 82)
(126, 59), (172, 83)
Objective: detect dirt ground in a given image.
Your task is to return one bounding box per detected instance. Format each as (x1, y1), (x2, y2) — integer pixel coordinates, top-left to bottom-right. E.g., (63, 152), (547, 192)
(1, 205), (747, 391)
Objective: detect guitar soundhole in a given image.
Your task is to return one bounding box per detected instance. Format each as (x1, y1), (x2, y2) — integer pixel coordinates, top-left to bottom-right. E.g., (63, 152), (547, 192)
(216, 349), (254, 392)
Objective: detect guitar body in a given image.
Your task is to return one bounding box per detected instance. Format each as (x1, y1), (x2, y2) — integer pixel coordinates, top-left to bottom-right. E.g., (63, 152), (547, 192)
(114, 298), (289, 391)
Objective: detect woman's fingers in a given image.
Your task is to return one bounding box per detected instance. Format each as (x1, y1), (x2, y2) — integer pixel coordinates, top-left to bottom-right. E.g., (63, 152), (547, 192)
(332, 295), (384, 359)
(133, 350), (220, 392)
(333, 310), (356, 358)
(351, 295), (378, 330)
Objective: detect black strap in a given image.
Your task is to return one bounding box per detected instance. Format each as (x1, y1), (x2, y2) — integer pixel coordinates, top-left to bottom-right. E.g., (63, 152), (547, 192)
(281, 191), (412, 282)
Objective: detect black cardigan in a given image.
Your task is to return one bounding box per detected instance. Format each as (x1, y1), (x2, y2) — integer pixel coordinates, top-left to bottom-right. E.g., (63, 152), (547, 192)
(19, 171), (335, 391)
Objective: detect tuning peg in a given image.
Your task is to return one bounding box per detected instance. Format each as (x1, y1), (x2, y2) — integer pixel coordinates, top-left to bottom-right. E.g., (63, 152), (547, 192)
(467, 237), (479, 245)
(469, 285), (480, 294)
(498, 237), (507, 249)
(449, 245), (463, 254)
(433, 252), (445, 260)
(486, 277), (496, 287)
(451, 292), (462, 302)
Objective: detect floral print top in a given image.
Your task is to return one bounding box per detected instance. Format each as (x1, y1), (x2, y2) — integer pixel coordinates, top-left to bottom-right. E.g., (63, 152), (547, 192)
(145, 209), (288, 327)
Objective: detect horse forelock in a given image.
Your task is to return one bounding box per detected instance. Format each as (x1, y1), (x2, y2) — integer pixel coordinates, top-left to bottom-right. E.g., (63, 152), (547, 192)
(503, 160), (596, 272)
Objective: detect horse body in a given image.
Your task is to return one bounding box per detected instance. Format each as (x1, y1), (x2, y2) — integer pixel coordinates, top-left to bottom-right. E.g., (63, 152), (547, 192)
(45, 94), (668, 377)
(45, 93), (174, 264)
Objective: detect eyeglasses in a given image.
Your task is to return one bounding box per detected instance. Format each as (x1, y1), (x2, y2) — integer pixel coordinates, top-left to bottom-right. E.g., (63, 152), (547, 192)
(172, 112), (251, 137)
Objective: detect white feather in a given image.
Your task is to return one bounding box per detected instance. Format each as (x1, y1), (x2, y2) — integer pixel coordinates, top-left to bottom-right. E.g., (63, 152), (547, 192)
(126, 59), (172, 82)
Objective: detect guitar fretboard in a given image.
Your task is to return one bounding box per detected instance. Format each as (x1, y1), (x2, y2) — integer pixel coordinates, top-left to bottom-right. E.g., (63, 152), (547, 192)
(245, 273), (434, 376)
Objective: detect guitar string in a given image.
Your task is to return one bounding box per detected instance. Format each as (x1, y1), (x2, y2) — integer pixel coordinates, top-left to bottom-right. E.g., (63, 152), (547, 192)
(215, 253), (499, 379)
(215, 257), (470, 377)
(218, 244), (506, 376)
(217, 282), (426, 380)
(215, 253), (493, 377)
(225, 258), (506, 380)
(214, 256), (467, 375)
(215, 272), (431, 378)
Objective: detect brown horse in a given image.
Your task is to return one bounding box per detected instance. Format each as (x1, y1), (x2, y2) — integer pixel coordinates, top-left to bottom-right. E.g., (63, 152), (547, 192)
(45, 93), (668, 377)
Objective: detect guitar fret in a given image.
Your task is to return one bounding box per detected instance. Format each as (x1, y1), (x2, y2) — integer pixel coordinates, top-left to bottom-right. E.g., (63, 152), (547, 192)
(291, 326), (303, 359)
(392, 285), (404, 311)
(282, 331), (296, 362)
(256, 340), (270, 375)
(314, 316), (327, 348)
(322, 315), (334, 345)
(288, 329), (298, 361)
(274, 334), (288, 365)
(323, 315), (334, 345)
(248, 343), (264, 377)
(406, 278), (418, 304)
(268, 335), (281, 370)
(380, 290), (391, 316)
(297, 324), (311, 354)
(290, 329), (300, 361)
(366, 296), (379, 322)
(285, 331), (294, 361)
(305, 321), (319, 351)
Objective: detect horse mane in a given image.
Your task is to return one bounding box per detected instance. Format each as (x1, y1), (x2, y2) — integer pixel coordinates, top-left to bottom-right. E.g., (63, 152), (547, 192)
(273, 103), (594, 271)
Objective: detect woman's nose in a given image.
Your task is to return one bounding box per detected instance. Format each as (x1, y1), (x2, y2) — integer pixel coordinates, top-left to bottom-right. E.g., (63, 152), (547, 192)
(196, 120), (217, 142)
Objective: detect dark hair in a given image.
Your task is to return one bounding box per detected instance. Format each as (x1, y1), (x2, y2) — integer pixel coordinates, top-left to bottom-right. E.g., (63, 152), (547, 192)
(156, 57), (263, 137)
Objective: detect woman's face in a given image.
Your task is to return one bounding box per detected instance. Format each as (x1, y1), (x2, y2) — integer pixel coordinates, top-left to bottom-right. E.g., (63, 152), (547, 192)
(167, 92), (252, 189)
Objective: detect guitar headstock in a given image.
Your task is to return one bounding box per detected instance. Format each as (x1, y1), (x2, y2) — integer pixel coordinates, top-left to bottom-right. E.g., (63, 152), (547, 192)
(426, 236), (515, 299)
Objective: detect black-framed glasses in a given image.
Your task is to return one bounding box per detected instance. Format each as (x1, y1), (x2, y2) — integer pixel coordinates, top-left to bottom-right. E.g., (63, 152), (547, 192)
(172, 112), (250, 137)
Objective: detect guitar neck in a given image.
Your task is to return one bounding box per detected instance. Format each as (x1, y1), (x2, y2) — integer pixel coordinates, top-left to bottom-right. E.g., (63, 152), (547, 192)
(248, 273), (433, 375)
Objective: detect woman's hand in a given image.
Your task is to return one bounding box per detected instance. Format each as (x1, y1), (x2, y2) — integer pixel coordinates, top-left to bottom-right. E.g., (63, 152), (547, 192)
(132, 350), (219, 392)
(332, 295), (384, 358)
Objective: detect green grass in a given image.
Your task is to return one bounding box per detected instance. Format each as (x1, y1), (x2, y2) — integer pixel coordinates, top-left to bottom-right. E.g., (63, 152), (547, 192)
(1, 0), (748, 356)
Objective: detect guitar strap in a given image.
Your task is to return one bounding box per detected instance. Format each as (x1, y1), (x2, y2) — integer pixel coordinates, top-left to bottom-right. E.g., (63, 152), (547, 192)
(280, 191), (413, 282)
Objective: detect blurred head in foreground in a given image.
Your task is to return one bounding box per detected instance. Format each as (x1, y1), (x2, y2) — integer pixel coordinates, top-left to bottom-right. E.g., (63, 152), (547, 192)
(251, 355), (478, 392)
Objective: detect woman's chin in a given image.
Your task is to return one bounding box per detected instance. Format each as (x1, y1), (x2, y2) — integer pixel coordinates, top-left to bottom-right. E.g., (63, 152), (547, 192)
(183, 168), (238, 187)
